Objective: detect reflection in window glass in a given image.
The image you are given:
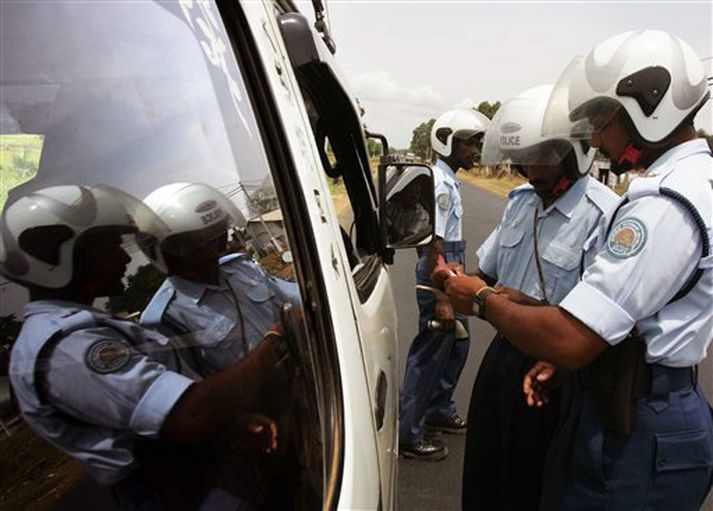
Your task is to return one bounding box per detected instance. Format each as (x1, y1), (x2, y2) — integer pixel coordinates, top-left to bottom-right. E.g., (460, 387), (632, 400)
(0, 1), (320, 509)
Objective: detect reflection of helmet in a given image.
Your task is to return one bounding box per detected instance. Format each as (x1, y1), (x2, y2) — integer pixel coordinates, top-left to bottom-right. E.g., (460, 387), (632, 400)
(483, 85), (596, 176)
(431, 109), (490, 158)
(141, 183), (247, 273)
(385, 165), (431, 201)
(551, 30), (709, 145)
(0, 185), (159, 289)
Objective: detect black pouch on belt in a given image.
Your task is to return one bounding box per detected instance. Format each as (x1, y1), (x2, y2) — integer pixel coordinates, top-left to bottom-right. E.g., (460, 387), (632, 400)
(587, 333), (647, 435)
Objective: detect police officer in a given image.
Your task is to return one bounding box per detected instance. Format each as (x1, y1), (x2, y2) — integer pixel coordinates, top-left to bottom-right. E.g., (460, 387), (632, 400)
(444, 30), (713, 509)
(399, 109), (489, 460)
(3, 185), (285, 510)
(139, 182), (299, 376)
(456, 85), (618, 510)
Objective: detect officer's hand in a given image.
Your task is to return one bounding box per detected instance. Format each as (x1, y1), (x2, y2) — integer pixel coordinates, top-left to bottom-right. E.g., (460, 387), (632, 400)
(431, 262), (465, 289)
(434, 297), (455, 331)
(523, 361), (557, 408)
(243, 413), (279, 454)
(444, 274), (485, 314)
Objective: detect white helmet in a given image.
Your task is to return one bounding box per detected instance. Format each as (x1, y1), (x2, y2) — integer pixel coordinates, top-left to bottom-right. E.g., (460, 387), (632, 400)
(543, 30), (709, 146)
(482, 85), (596, 176)
(431, 109), (490, 158)
(141, 182), (247, 273)
(385, 165), (432, 201)
(0, 185), (163, 289)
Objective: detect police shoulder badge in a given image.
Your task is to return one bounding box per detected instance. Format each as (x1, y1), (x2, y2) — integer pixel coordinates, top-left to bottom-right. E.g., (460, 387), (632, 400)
(85, 339), (131, 374)
(607, 218), (647, 259)
(437, 193), (451, 210)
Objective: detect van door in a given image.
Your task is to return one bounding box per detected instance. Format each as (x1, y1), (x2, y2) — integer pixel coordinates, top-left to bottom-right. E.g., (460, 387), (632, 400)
(277, 12), (399, 508)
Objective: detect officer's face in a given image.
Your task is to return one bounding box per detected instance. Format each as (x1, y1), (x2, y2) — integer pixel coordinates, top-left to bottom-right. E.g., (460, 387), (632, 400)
(74, 230), (132, 297)
(589, 111), (630, 163)
(522, 163), (567, 198)
(453, 137), (480, 170)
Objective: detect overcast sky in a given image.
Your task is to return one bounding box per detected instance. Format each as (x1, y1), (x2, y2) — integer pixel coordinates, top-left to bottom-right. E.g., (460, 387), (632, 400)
(299, 1), (713, 148)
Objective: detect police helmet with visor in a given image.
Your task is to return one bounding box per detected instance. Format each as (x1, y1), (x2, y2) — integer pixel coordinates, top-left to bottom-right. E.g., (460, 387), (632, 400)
(482, 85), (597, 178)
(541, 30), (709, 156)
(140, 182), (247, 274)
(0, 185), (165, 289)
(431, 109), (491, 158)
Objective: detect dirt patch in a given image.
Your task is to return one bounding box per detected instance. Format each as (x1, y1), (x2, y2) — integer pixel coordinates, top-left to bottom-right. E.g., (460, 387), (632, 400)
(459, 171), (526, 198)
(0, 420), (85, 510)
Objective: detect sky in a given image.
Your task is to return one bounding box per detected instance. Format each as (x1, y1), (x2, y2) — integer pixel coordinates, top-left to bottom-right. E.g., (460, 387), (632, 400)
(299, 1), (713, 149)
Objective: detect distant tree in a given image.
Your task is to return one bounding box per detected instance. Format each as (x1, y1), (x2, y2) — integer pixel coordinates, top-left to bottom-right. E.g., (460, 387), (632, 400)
(475, 101), (501, 120)
(107, 264), (166, 315)
(697, 129), (713, 151)
(367, 138), (384, 157)
(409, 118), (436, 162)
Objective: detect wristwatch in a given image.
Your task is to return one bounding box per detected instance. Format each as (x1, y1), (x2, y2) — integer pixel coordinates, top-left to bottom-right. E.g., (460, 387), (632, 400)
(473, 286), (497, 319)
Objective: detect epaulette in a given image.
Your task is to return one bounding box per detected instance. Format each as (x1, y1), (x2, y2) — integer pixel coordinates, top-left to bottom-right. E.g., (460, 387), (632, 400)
(507, 183), (534, 200)
(584, 180), (620, 214)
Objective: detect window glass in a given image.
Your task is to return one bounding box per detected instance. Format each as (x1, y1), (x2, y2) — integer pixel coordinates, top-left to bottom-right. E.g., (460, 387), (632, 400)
(0, 1), (320, 508)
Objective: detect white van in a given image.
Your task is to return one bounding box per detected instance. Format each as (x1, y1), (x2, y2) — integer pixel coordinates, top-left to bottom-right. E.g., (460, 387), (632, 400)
(0, 1), (433, 509)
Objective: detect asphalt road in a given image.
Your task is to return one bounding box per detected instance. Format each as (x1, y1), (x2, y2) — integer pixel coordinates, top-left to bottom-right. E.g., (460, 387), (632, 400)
(395, 182), (713, 511)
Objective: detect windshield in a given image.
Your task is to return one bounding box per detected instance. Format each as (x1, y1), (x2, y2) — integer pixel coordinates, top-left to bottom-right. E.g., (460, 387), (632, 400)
(1, 1), (322, 509)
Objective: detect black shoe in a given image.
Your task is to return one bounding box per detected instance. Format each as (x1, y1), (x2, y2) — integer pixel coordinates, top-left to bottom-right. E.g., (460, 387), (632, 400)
(399, 438), (449, 461)
(425, 414), (467, 434)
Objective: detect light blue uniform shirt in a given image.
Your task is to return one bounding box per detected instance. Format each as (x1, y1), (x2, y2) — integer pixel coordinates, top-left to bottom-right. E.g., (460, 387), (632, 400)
(141, 253), (299, 375)
(560, 140), (713, 367)
(433, 159), (464, 242)
(477, 176), (618, 305)
(9, 300), (194, 485)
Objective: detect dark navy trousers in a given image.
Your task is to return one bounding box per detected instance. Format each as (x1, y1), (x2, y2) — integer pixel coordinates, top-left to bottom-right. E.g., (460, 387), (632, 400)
(399, 242), (470, 445)
(541, 365), (713, 510)
(462, 334), (560, 511)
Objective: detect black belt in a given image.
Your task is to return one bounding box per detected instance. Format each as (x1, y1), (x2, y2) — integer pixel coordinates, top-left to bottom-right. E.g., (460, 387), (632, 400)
(581, 363), (695, 398)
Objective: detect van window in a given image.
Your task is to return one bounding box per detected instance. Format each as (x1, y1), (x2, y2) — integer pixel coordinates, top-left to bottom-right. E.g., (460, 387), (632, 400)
(1, 1), (321, 508)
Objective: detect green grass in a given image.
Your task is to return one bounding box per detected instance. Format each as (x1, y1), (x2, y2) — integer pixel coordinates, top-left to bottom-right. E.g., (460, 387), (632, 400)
(0, 134), (43, 210)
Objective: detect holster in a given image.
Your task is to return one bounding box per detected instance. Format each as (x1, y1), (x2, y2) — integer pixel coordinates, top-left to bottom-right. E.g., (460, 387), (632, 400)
(584, 334), (648, 435)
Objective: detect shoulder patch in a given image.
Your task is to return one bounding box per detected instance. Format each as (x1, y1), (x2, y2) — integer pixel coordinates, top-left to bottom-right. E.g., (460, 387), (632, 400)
(437, 193), (451, 210)
(607, 218), (647, 259)
(85, 339), (131, 374)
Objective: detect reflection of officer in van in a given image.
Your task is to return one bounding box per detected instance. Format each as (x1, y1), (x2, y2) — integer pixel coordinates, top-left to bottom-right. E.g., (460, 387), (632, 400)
(139, 182), (300, 376)
(458, 85), (617, 511)
(445, 31), (713, 510)
(4, 185), (286, 510)
(384, 168), (432, 247)
(399, 109), (489, 461)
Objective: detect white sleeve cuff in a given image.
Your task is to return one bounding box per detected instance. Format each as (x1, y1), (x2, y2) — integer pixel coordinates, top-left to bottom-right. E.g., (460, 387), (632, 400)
(476, 244), (496, 280)
(130, 371), (194, 436)
(559, 280), (635, 346)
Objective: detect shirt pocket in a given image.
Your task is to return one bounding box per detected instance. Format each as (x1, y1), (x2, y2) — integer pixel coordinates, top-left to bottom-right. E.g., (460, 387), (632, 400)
(232, 272), (276, 304)
(540, 241), (581, 302)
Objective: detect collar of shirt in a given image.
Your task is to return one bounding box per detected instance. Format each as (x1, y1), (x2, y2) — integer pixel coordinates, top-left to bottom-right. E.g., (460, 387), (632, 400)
(24, 299), (104, 319)
(526, 176), (588, 220)
(168, 274), (228, 305)
(645, 139), (711, 177)
(434, 159), (461, 187)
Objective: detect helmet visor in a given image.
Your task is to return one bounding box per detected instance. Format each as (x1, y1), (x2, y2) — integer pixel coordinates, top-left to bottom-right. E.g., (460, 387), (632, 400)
(541, 56), (622, 141)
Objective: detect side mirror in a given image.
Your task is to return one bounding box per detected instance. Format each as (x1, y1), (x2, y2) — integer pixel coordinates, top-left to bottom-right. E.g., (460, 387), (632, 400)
(378, 163), (435, 258)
